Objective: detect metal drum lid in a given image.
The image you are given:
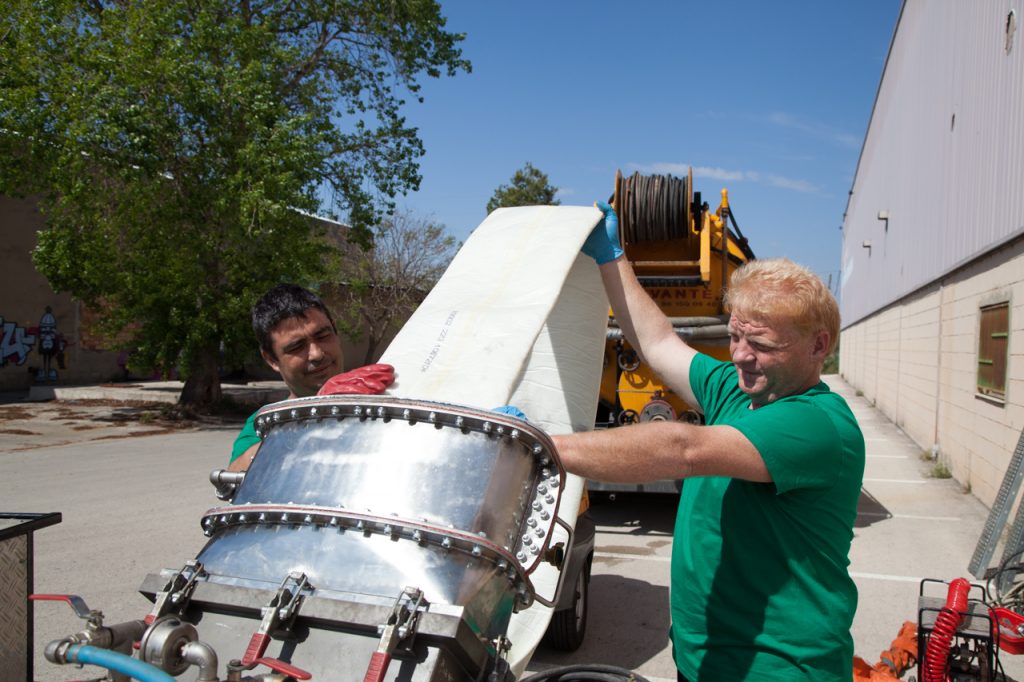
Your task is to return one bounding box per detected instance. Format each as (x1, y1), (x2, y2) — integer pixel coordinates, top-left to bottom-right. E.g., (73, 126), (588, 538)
(200, 397), (566, 609)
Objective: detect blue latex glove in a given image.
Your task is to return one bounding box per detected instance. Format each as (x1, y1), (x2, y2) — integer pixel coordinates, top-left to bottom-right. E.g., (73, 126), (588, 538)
(492, 405), (528, 421)
(581, 200), (624, 264)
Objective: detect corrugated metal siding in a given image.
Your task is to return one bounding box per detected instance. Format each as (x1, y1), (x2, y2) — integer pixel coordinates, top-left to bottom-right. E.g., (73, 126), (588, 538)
(841, 0), (1024, 327)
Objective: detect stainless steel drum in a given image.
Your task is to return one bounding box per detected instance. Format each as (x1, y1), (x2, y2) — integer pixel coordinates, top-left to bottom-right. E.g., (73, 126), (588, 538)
(196, 396), (569, 643)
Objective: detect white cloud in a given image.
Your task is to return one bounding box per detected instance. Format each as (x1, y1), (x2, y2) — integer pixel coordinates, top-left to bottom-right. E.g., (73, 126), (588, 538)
(694, 166), (746, 182)
(763, 174), (819, 193)
(766, 111), (861, 149)
(627, 162), (820, 194)
(629, 162), (690, 177)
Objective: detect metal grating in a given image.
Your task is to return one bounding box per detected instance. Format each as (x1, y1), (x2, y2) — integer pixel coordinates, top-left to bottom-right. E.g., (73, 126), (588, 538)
(0, 534), (28, 682)
(969, 426), (1024, 578)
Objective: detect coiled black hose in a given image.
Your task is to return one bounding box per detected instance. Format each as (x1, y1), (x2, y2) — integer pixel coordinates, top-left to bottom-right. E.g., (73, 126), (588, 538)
(618, 172), (691, 244)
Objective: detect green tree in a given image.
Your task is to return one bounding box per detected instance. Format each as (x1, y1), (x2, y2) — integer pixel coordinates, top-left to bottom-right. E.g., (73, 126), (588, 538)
(331, 209), (458, 365)
(485, 162), (560, 213)
(0, 0), (469, 406)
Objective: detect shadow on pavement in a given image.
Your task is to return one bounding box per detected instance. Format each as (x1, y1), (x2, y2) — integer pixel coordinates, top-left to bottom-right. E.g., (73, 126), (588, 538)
(586, 492), (678, 535)
(533, 574), (670, 670)
(856, 487), (893, 528)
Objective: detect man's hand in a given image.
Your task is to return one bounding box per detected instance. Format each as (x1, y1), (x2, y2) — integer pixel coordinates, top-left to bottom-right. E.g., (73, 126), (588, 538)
(317, 364), (395, 395)
(581, 200), (624, 264)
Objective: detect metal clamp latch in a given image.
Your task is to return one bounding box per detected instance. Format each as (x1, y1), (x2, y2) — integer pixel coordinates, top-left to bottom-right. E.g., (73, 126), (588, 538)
(146, 560), (205, 625)
(364, 587), (429, 682)
(240, 572), (312, 671)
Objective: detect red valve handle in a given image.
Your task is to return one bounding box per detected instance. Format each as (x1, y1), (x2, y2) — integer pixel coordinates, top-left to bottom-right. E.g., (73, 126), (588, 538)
(29, 594), (93, 619)
(255, 657), (312, 680)
(241, 634), (312, 679)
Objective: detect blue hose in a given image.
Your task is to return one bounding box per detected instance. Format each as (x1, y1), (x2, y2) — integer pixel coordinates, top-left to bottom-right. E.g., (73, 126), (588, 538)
(65, 644), (176, 682)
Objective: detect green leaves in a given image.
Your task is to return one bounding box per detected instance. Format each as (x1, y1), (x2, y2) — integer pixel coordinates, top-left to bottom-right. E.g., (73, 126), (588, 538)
(1, 0), (468, 404)
(485, 162), (561, 214)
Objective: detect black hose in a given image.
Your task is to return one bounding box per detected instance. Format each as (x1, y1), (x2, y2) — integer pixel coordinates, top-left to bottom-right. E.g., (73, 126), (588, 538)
(725, 205), (756, 260)
(519, 664), (652, 682)
(993, 546), (1024, 605)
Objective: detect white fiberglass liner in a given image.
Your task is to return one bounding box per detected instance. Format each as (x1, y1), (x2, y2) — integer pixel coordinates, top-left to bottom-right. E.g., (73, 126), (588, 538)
(379, 205), (608, 676)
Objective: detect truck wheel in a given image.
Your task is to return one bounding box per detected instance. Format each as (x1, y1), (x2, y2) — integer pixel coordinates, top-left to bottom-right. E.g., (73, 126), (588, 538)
(543, 556), (591, 651)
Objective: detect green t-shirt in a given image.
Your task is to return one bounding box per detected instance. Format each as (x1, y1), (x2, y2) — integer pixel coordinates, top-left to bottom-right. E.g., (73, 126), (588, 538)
(672, 354), (865, 681)
(230, 411), (260, 462)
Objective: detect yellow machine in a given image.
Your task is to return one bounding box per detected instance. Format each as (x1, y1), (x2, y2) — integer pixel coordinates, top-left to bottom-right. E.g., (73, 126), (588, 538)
(593, 170), (755, 490)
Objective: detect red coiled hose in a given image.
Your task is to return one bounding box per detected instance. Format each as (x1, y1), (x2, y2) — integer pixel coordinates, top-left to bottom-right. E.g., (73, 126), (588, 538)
(923, 578), (972, 682)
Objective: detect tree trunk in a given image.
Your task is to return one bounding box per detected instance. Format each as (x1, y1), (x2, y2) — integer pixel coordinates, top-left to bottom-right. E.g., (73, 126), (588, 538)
(362, 337), (379, 366)
(179, 345), (223, 407)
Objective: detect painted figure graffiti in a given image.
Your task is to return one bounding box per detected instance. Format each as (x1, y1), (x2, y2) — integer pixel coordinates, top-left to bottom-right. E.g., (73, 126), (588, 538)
(36, 306), (64, 382)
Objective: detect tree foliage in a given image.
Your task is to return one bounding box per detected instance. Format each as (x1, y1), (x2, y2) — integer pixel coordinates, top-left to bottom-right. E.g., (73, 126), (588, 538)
(485, 162), (560, 214)
(331, 209), (458, 365)
(0, 0), (469, 405)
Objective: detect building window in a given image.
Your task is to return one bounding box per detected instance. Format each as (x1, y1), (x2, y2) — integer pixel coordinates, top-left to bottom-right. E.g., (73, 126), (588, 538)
(978, 302), (1009, 401)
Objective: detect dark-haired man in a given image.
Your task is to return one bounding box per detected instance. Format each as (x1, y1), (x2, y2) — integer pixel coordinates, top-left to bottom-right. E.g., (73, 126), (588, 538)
(227, 283), (393, 471)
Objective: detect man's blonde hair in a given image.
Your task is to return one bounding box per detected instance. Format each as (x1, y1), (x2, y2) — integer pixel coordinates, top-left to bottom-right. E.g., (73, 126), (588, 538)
(723, 258), (840, 354)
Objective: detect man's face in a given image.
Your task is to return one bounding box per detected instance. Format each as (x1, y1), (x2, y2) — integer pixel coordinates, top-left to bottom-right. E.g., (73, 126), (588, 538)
(261, 309), (343, 398)
(728, 310), (829, 408)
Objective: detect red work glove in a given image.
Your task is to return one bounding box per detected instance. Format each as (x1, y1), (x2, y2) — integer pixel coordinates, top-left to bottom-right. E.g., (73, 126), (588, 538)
(317, 364), (395, 396)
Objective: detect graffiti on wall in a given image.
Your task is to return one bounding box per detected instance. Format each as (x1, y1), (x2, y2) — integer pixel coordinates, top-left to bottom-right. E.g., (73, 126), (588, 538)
(0, 306), (69, 382)
(34, 306), (67, 382)
(0, 315), (36, 366)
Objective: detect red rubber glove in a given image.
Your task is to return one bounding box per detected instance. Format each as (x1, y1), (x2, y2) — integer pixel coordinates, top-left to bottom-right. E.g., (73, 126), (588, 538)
(317, 364), (395, 396)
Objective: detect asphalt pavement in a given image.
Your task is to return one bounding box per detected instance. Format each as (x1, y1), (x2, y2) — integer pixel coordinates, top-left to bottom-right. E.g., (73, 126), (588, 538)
(2, 376), (1022, 681)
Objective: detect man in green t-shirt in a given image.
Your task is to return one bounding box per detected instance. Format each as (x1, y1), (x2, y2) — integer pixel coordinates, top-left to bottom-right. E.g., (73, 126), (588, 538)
(553, 203), (865, 681)
(227, 284), (393, 472)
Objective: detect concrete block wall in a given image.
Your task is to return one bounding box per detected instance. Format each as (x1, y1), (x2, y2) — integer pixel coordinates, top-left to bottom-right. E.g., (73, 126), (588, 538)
(841, 238), (1024, 509)
(838, 287), (940, 452)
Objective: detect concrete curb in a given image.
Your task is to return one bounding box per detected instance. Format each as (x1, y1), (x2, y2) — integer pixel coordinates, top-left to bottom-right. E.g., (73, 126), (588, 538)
(27, 380), (289, 406)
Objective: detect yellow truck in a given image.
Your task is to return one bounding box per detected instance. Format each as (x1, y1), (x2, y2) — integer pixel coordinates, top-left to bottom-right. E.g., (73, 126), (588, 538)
(591, 169), (756, 493)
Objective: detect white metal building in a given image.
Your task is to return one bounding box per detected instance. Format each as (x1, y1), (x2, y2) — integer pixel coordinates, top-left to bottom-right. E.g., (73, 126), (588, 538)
(840, 0), (1024, 506)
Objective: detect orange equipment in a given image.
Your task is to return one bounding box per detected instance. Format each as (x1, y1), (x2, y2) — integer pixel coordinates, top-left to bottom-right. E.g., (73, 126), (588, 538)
(852, 620), (918, 682)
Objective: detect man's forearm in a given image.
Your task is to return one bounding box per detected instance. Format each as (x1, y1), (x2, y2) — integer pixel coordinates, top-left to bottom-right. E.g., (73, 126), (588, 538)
(552, 423), (690, 484)
(553, 421), (771, 484)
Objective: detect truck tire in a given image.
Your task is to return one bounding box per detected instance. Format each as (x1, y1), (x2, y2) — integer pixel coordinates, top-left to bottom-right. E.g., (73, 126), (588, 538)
(543, 554), (591, 651)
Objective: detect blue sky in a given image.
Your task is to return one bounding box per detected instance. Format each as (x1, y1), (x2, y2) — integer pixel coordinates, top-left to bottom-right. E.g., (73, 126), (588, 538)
(397, 1), (902, 290)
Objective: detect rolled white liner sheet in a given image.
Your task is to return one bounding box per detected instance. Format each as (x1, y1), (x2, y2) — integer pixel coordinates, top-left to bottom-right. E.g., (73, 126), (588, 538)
(379, 205), (608, 676)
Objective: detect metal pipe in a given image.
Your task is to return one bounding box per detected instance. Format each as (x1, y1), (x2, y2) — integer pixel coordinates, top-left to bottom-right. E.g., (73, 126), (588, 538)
(719, 189), (730, 315)
(210, 470), (246, 487)
(210, 469), (246, 500)
(606, 325), (730, 341)
(181, 640), (219, 682)
(84, 619), (148, 653)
